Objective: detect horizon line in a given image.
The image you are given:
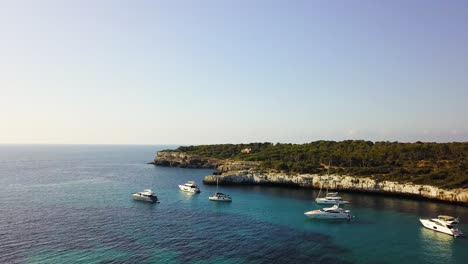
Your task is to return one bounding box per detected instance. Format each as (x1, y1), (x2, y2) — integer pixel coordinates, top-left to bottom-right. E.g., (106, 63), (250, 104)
(1, 140), (467, 146)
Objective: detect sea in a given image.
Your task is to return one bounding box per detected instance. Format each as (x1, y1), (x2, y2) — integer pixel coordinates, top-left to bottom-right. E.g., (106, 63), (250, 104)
(0, 145), (467, 264)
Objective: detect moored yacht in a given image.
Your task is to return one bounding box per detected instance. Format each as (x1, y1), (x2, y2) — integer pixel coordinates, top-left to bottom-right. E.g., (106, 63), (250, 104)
(132, 189), (158, 203)
(315, 187), (349, 205)
(315, 164), (349, 205)
(315, 192), (349, 205)
(208, 176), (232, 202)
(304, 204), (353, 219)
(209, 192), (232, 202)
(419, 215), (464, 237)
(178, 181), (201, 193)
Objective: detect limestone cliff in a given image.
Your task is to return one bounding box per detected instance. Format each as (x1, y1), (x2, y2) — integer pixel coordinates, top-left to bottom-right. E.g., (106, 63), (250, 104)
(203, 171), (468, 204)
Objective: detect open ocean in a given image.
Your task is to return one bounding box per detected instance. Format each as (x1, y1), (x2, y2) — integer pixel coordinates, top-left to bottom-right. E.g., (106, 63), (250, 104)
(0, 145), (467, 264)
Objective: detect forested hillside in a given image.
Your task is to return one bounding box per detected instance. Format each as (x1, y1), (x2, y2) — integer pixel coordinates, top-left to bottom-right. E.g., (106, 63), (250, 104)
(162, 141), (468, 189)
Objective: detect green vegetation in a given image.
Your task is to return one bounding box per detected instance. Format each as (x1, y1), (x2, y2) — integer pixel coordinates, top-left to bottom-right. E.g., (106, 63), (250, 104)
(162, 141), (468, 189)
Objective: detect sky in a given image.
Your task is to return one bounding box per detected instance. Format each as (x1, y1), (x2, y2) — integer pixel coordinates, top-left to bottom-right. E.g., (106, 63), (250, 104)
(1, 0), (468, 144)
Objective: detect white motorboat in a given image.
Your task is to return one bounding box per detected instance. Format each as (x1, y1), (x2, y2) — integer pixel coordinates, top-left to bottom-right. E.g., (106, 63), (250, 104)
(419, 215), (464, 237)
(178, 181), (201, 193)
(208, 177), (232, 202)
(132, 189), (158, 203)
(304, 204), (353, 219)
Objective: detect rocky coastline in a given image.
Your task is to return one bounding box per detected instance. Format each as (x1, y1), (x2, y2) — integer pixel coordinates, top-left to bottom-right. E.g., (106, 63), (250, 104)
(203, 172), (468, 204)
(153, 151), (468, 205)
(151, 151), (260, 171)
(151, 151), (221, 169)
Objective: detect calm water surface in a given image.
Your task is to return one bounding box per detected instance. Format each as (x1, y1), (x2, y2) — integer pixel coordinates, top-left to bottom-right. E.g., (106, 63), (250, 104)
(0, 145), (467, 264)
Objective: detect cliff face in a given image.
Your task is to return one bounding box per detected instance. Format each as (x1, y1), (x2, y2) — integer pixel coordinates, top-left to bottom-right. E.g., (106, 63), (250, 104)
(203, 172), (468, 204)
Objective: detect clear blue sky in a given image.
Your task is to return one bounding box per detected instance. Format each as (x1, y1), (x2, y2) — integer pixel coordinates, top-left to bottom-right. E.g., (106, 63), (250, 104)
(1, 0), (467, 144)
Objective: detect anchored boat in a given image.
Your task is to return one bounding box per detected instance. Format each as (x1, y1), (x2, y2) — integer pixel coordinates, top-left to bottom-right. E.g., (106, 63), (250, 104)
(304, 204), (353, 220)
(315, 191), (349, 205)
(132, 189), (158, 203)
(315, 163), (349, 205)
(178, 181), (201, 193)
(209, 177), (232, 202)
(419, 215), (464, 237)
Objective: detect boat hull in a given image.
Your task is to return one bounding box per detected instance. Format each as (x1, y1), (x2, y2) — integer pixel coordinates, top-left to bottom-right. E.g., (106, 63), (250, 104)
(132, 194), (158, 203)
(209, 196), (232, 202)
(304, 210), (352, 219)
(419, 219), (463, 237)
(315, 198), (348, 205)
(178, 185), (200, 193)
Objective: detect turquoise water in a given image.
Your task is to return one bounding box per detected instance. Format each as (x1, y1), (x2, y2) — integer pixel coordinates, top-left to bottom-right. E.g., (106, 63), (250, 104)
(0, 145), (467, 264)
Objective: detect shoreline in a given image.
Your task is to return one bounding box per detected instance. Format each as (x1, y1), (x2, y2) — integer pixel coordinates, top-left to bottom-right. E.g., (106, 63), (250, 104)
(202, 172), (468, 205)
(202, 179), (468, 206)
(152, 151), (468, 206)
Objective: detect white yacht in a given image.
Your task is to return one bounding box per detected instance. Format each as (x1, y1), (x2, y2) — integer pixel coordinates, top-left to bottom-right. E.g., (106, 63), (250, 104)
(132, 189), (158, 203)
(315, 165), (349, 205)
(304, 204), (353, 220)
(178, 181), (201, 193)
(315, 193), (349, 205)
(208, 177), (232, 202)
(209, 192), (232, 202)
(419, 215), (464, 237)
(315, 188), (349, 205)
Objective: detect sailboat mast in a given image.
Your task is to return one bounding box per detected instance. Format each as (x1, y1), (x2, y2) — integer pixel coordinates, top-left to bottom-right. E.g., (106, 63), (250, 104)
(326, 161), (331, 195)
(316, 181), (322, 199)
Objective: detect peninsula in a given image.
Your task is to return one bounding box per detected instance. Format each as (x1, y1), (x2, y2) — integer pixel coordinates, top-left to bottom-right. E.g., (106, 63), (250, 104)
(152, 141), (468, 204)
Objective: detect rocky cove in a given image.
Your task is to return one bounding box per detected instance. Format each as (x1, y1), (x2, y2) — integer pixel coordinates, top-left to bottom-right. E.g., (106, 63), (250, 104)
(153, 151), (468, 205)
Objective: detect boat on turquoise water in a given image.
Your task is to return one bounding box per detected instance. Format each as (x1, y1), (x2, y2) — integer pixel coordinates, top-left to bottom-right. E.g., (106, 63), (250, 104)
(178, 181), (201, 193)
(209, 177), (232, 202)
(315, 164), (349, 205)
(209, 192), (232, 202)
(132, 189), (158, 203)
(315, 181), (349, 205)
(419, 215), (464, 237)
(304, 204), (353, 219)
(315, 191), (349, 205)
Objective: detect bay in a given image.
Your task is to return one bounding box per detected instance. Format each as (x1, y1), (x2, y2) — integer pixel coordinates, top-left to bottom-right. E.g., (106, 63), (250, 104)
(0, 145), (466, 264)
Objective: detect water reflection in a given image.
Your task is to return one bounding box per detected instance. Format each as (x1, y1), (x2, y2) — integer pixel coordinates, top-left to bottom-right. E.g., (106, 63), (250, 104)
(177, 190), (199, 202)
(419, 227), (455, 262)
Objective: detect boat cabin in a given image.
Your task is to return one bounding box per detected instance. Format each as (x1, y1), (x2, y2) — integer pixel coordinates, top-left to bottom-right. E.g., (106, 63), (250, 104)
(185, 181), (197, 187)
(438, 215), (457, 223)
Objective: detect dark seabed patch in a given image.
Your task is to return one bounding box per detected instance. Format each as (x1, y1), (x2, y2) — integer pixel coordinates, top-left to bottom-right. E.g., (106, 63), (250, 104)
(0, 206), (351, 264)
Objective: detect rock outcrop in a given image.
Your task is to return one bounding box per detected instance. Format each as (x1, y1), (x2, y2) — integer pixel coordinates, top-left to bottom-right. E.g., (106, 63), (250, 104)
(152, 151), (260, 170)
(203, 171), (468, 204)
(216, 161), (260, 172)
(152, 151), (221, 169)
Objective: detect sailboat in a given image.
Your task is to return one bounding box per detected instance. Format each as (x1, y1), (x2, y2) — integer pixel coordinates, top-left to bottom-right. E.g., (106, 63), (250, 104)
(315, 186), (349, 204)
(315, 163), (349, 205)
(208, 176), (232, 202)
